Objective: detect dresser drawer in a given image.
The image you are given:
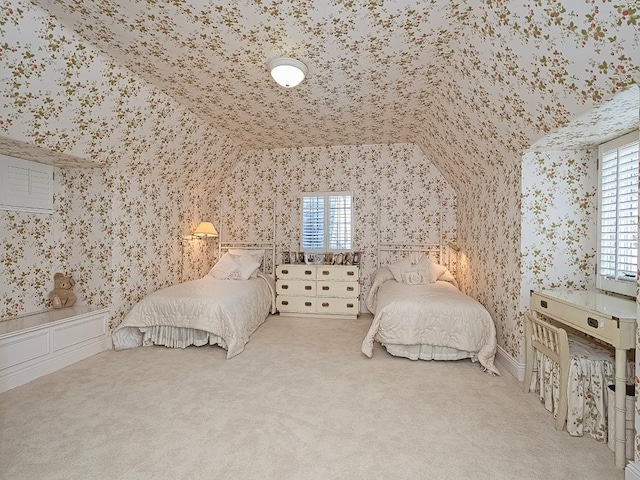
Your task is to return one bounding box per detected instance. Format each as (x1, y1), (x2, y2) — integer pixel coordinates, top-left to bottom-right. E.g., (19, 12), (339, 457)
(558, 309), (623, 346)
(531, 292), (566, 319)
(316, 297), (359, 316)
(276, 264), (316, 280)
(317, 280), (359, 298)
(277, 296), (317, 313)
(317, 266), (359, 281)
(530, 291), (634, 349)
(276, 281), (316, 296)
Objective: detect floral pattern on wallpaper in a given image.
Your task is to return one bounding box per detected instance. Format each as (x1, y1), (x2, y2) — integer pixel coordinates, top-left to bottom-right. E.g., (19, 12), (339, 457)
(30, 0), (638, 157)
(1, 0), (638, 453)
(520, 149), (598, 350)
(0, 1), (242, 322)
(219, 143), (457, 304)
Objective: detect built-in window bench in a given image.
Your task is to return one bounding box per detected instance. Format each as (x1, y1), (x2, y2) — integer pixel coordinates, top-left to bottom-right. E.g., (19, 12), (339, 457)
(0, 306), (110, 393)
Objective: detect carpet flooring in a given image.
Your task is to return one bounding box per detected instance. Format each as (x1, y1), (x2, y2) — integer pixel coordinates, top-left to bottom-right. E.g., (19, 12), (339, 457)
(0, 313), (625, 479)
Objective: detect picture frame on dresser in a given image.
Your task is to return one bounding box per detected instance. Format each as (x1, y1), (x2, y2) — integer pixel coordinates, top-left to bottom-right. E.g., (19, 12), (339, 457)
(323, 252), (334, 265)
(352, 251), (361, 265)
(282, 251), (291, 264)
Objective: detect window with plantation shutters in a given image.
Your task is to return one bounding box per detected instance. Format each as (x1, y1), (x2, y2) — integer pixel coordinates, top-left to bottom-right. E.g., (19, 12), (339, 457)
(301, 192), (352, 252)
(0, 154), (54, 214)
(597, 131), (639, 297)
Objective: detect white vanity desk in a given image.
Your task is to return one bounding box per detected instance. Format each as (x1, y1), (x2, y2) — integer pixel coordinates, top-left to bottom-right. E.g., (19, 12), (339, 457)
(530, 289), (636, 469)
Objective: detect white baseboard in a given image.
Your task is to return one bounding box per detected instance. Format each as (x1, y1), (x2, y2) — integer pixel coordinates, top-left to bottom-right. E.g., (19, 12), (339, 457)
(495, 345), (525, 381)
(626, 461), (640, 479)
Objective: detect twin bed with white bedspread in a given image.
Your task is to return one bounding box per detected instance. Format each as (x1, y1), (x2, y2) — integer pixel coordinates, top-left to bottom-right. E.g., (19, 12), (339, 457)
(361, 244), (500, 375)
(113, 244), (276, 358)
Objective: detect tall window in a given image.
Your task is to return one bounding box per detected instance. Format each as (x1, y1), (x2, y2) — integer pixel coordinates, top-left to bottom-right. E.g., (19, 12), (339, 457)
(597, 131), (639, 297)
(301, 192), (352, 252)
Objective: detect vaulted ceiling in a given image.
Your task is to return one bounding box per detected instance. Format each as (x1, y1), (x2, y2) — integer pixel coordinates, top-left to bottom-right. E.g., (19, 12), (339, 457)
(31, 0), (639, 156)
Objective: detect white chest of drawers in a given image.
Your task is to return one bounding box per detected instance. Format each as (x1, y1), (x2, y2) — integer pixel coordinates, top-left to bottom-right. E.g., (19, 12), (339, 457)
(276, 264), (360, 319)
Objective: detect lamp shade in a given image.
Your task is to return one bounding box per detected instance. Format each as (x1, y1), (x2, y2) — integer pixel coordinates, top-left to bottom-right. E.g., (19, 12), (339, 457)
(268, 57), (308, 88)
(193, 222), (218, 238)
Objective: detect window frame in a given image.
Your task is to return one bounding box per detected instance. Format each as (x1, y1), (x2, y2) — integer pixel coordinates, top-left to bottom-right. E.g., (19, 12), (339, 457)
(300, 191), (353, 253)
(596, 131), (639, 298)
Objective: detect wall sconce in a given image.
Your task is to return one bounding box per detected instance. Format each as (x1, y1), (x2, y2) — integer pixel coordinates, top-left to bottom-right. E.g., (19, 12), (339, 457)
(192, 222), (218, 239)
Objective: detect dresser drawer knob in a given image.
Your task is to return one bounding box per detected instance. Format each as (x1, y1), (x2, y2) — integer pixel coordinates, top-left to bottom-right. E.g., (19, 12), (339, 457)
(347, 286), (354, 291)
(322, 270), (330, 275)
(322, 302), (329, 307)
(305, 302), (312, 307)
(305, 285), (312, 290)
(322, 286), (330, 291)
(282, 269), (289, 275)
(587, 317), (598, 329)
(305, 270), (312, 275)
(281, 301), (289, 306)
(540, 300), (548, 308)
(281, 285), (289, 289)
(347, 271), (355, 276)
(347, 303), (354, 308)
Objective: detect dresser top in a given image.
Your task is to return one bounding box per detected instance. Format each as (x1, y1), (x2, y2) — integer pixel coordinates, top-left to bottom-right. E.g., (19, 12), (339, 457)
(534, 289), (636, 321)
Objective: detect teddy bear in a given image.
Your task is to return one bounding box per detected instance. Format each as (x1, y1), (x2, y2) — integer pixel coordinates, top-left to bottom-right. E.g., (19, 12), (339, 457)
(48, 272), (77, 309)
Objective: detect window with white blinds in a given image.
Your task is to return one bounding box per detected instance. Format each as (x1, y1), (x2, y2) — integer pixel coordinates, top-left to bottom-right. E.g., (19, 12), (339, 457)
(597, 131), (639, 297)
(301, 192), (352, 252)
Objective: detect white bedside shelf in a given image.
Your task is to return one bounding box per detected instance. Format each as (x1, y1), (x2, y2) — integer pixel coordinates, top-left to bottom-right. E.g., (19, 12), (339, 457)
(0, 306), (111, 393)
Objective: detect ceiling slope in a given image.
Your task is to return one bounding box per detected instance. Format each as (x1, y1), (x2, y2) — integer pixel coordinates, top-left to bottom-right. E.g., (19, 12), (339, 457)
(32, 1), (638, 190)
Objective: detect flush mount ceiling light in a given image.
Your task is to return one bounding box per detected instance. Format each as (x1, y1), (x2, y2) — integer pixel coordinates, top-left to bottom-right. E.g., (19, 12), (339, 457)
(268, 57), (308, 88)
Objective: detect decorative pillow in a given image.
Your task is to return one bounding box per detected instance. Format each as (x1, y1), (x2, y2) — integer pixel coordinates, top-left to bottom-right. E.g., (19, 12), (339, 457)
(427, 258), (448, 283)
(237, 254), (262, 279)
(209, 253), (242, 280)
(388, 255), (431, 285)
(227, 249), (263, 278)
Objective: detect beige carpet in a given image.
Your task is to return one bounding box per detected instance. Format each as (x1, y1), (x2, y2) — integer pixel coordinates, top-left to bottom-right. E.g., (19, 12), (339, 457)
(0, 313), (625, 480)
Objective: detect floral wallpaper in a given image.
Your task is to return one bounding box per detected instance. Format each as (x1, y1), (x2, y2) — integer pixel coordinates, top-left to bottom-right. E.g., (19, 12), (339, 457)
(0, 1), (242, 325)
(1, 0), (640, 464)
(520, 148), (598, 346)
(219, 143), (457, 305)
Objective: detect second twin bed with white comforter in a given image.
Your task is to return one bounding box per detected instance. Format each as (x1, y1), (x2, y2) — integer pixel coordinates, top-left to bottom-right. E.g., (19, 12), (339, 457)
(361, 254), (500, 375)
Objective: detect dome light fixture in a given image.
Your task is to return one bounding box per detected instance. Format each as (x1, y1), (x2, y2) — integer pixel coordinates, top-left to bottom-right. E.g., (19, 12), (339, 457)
(268, 57), (308, 88)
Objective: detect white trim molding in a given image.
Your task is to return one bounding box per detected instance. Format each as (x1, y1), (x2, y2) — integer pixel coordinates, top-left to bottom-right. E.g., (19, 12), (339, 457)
(495, 345), (525, 381)
(625, 461), (640, 479)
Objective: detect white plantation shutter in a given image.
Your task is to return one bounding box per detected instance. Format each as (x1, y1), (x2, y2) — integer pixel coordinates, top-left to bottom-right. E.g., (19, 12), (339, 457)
(302, 195), (325, 250)
(301, 192), (352, 251)
(0, 154), (54, 214)
(328, 194), (352, 250)
(597, 132), (639, 297)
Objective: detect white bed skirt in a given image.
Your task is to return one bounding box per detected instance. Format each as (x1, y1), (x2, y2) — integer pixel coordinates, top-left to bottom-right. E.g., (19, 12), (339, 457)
(139, 326), (228, 350)
(383, 343), (476, 362)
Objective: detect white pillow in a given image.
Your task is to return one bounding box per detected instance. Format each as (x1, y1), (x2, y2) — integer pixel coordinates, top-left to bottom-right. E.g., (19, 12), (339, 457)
(388, 255), (431, 285)
(237, 254), (261, 279)
(228, 249), (263, 261)
(227, 249), (263, 278)
(210, 253), (242, 280)
(427, 258), (448, 283)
